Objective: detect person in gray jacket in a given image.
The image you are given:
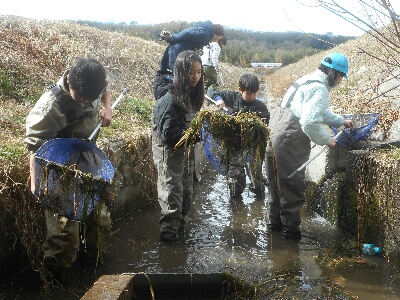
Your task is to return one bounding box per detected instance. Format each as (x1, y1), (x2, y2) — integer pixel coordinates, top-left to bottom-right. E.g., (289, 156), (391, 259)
(266, 52), (353, 240)
(25, 58), (113, 269)
(211, 74), (270, 199)
(152, 50), (204, 243)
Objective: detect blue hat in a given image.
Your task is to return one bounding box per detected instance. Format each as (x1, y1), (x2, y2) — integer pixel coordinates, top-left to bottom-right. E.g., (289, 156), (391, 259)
(321, 52), (349, 78)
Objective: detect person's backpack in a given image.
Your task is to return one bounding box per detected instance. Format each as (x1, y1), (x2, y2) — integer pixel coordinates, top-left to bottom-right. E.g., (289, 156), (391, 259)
(153, 70), (173, 100)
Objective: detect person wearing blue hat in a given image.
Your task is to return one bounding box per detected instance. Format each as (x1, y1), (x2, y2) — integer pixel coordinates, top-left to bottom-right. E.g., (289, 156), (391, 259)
(265, 52), (353, 240)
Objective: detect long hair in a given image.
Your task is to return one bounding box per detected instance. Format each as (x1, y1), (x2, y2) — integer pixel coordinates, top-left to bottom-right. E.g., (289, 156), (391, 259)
(172, 50), (204, 112)
(319, 57), (345, 88)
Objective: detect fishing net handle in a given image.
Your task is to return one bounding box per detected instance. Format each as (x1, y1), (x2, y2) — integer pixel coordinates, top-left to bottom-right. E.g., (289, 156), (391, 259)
(88, 88), (129, 141)
(287, 128), (344, 179)
(204, 95), (233, 114)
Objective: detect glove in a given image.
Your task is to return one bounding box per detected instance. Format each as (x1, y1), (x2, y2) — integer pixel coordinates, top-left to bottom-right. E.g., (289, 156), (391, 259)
(158, 29), (171, 42)
(206, 86), (218, 98)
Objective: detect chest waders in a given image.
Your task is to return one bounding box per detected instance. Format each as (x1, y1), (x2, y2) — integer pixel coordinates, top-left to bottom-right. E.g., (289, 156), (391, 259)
(266, 80), (321, 232)
(152, 103), (196, 242)
(49, 85), (100, 140)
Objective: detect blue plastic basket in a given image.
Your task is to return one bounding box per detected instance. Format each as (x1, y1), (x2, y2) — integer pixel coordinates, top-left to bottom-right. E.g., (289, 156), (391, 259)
(34, 138), (114, 221)
(331, 113), (379, 146)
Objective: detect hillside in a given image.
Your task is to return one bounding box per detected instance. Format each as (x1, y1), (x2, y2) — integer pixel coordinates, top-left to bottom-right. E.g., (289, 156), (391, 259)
(79, 20), (356, 67)
(266, 28), (400, 137)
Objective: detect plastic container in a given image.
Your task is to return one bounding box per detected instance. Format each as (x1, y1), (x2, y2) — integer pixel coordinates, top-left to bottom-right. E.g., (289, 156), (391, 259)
(362, 243), (382, 255)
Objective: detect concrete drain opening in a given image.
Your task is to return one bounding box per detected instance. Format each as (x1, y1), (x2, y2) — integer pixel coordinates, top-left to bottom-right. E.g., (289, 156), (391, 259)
(81, 273), (254, 299)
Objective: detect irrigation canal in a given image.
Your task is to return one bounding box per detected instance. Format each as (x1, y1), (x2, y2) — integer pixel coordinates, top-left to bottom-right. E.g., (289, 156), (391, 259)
(4, 164), (400, 299)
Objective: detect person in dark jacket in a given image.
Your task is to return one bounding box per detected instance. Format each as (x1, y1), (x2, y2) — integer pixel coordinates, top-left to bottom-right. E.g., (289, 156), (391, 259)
(153, 21), (223, 101)
(159, 20), (224, 73)
(152, 50), (204, 243)
(209, 74), (270, 199)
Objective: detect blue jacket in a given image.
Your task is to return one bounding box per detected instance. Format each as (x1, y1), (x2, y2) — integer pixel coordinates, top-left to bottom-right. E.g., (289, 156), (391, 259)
(160, 21), (215, 72)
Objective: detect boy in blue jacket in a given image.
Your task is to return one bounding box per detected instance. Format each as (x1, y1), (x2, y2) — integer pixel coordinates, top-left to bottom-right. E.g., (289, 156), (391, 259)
(210, 73), (270, 199)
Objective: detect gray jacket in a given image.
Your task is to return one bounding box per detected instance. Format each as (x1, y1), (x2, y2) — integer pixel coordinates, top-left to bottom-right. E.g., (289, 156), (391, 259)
(25, 71), (102, 152)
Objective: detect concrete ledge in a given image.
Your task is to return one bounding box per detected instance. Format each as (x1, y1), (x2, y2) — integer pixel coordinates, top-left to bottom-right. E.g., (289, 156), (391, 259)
(81, 274), (134, 300)
(81, 273), (250, 299)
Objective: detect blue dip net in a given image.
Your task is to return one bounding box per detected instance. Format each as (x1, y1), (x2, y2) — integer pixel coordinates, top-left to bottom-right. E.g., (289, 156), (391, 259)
(34, 138), (114, 221)
(201, 127), (251, 177)
(331, 113), (379, 146)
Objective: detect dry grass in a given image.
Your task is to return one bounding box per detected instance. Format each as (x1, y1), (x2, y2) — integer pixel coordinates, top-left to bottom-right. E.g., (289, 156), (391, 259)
(266, 27), (400, 137)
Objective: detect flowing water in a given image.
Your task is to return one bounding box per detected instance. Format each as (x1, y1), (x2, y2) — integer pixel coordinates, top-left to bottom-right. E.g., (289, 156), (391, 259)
(3, 82), (400, 299)
(4, 164), (400, 299)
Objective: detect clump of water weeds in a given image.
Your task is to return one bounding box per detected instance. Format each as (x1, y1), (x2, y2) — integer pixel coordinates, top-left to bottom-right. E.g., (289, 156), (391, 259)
(176, 110), (269, 173)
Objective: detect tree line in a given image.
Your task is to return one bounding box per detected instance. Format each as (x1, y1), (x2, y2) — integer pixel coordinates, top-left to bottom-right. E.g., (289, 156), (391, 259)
(77, 20), (355, 67)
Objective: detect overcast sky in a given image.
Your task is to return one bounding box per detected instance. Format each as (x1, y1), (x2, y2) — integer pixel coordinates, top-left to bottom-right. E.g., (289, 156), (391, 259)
(1, 0), (398, 37)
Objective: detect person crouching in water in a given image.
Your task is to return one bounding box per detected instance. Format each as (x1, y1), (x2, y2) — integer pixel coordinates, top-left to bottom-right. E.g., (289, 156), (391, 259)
(152, 50), (204, 243)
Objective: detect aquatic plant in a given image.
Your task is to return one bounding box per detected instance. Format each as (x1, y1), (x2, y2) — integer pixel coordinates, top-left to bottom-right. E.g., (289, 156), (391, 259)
(176, 110), (270, 174)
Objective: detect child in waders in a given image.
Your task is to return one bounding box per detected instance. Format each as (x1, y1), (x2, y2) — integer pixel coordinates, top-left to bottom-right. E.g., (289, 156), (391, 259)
(152, 50), (204, 243)
(266, 52), (353, 240)
(210, 73), (270, 199)
(25, 58), (113, 270)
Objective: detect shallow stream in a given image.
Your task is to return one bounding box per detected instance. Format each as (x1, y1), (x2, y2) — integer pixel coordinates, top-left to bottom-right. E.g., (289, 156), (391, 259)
(3, 82), (400, 299)
(5, 164), (400, 299)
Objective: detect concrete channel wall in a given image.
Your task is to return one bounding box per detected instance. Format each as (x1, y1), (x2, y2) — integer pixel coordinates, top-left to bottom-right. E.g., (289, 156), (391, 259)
(81, 273), (242, 300)
(102, 132), (158, 216)
(305, 139), (400, 262)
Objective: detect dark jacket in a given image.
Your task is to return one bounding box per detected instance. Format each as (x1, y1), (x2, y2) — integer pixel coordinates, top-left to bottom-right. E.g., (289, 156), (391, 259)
(160, 21), (214, 72)
(153, 92), (190, 147)
(214, 90), (270, 124)
(152, 70), (173, 100)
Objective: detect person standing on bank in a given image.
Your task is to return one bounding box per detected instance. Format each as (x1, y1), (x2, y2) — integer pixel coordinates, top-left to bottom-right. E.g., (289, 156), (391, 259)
(266, 52), (353, 240)
(153, 21), (223, 101)
(201, 36), (227, 90)
(158, 20), (224, 74)
(25, 58), (113, 268)
(210, 73), (270, 199)
(152, 50), (204, 243)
